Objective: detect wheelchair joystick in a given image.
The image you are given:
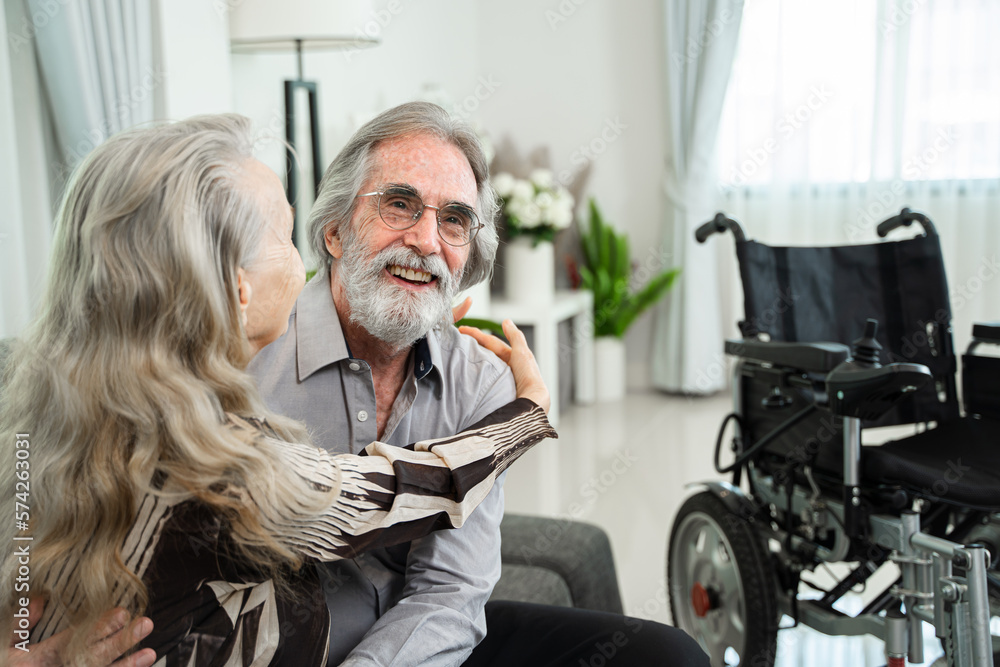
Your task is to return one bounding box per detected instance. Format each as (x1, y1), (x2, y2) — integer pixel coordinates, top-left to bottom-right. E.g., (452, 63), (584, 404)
(826, 319), (932, 422)
(851, 318), (882, 367)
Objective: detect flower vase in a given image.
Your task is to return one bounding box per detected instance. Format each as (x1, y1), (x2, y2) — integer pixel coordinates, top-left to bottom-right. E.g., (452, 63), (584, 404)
(594, 337), (626, 402)
(504, 237), (554, 307)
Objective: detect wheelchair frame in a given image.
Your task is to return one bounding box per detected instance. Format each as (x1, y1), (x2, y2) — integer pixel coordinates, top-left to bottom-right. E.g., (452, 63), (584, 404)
(668, 210), (999, 667)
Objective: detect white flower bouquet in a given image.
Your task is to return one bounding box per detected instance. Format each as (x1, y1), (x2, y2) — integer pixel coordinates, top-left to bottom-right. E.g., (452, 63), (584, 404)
(492, 169), (575, 246)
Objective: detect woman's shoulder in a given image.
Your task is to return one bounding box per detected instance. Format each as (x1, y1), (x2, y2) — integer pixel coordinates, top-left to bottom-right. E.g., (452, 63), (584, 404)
(224, 412), (340, 487)
(225, 412), (280, 439)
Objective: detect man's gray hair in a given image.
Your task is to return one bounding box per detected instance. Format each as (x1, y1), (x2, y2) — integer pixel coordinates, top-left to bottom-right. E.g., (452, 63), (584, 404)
(307, 101), (499, 290)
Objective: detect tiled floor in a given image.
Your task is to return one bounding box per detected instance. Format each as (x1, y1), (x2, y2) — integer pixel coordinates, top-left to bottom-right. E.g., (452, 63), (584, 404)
(504, 389), (730, 626)
(503, 390), (945, 666)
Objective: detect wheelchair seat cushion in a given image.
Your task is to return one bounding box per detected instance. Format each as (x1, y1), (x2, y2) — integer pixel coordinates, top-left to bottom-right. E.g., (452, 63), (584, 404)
(863, 417), (1000, 506)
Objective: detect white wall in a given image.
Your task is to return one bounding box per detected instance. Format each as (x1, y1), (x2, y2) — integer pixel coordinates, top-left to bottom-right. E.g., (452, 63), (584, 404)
(476, 1), (667, 389)
(230, 1), (671, 389)
(153, 0), (233, 119)
(231, 0), (484, 257)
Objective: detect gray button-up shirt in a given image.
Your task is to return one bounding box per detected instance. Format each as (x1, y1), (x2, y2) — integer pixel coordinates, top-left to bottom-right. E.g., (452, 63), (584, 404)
(249, 277), (516, 667)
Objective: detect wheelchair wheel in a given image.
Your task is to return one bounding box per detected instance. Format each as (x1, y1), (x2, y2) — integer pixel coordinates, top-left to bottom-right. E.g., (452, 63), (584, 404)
(668, 492), (778, 667)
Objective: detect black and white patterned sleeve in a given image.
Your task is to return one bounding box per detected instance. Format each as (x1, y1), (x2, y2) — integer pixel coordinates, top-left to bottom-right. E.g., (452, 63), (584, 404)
(273, 398), (556, 561)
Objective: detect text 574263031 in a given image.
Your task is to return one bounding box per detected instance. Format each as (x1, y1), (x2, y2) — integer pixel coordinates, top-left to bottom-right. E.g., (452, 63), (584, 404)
(12, 432), (32, 652)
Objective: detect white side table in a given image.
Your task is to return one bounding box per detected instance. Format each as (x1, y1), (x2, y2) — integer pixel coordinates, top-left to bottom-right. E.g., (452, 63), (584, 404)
(489, 289), (595, 428)
(490, 290), (595, 514)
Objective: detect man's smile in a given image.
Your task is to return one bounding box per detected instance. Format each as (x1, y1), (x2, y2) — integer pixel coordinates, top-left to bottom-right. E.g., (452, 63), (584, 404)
(387, 264), (436, 286)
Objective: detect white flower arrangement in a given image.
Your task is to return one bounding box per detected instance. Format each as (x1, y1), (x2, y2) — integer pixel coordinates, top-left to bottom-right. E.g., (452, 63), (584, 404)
(493, 169), (575, 245)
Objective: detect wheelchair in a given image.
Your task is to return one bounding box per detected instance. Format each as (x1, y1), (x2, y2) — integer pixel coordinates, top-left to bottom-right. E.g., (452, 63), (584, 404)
(667, 208), (1000, 667)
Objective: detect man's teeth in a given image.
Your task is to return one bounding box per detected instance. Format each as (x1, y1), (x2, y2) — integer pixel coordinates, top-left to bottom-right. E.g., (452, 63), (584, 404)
(389, 265), (433, 283)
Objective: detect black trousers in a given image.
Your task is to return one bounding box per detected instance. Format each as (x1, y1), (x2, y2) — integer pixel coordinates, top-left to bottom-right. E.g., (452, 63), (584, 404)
(462, 601), (709, 667)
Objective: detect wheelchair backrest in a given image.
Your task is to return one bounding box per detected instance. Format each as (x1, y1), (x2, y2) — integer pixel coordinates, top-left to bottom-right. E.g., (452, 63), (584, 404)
(734, 232), (960, 427)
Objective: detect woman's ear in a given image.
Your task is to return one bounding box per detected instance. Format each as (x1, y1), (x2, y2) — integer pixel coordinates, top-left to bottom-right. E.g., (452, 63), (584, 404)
(237, 267), (252, 327)
(324, 225), (344, 260)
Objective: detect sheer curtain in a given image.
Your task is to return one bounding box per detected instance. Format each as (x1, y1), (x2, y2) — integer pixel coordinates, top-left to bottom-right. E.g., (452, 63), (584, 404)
(650, 0), (744, 394)
(1, 0), (155, 338)
(716, 0), (1000, 355)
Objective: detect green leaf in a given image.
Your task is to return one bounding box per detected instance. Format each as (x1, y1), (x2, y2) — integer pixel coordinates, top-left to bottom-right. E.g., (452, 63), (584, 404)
(577, 197), (681, 338)
(614, 232), (630, 282)
(455, 317), (506, 339)
(613, 269), (681, 337)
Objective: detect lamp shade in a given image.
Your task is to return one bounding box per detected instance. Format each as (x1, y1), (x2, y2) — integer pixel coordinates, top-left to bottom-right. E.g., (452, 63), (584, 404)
(229, 0), (380, 52)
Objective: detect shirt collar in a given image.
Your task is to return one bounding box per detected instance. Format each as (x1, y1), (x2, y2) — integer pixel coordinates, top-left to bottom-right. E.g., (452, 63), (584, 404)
(295, 275), (351, 381)
(294, 273), (444, 385)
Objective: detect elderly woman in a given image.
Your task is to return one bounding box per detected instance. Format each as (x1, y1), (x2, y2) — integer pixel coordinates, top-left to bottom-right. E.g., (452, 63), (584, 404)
(0, 115), (552, 666)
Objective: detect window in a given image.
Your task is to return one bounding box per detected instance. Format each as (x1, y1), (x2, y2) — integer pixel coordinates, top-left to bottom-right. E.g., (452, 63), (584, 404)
(717, 0), (1000, 187)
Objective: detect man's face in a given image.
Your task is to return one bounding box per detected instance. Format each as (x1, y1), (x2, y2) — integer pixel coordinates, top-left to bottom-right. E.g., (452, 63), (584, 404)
(326, 133), (478, 350)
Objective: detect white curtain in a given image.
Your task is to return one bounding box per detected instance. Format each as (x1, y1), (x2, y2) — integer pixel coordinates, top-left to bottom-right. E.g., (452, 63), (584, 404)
(1, 0), (155, 339)
(29, 0), (155, 176)
(651, 0), (744, 394)
(1, 2), (54, 339)
(716, 0), (1000, 357)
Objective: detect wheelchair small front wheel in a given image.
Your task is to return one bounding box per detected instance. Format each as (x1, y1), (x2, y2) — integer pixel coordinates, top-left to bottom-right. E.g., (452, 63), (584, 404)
(668, 491), (778, 667)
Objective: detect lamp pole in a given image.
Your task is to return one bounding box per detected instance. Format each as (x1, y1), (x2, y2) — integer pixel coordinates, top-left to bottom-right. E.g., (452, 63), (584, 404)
(284, 38), (323, 246)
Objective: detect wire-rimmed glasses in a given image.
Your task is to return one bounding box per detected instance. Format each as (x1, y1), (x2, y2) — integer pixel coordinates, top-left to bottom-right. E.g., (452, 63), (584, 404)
(357, 185), (482, 247)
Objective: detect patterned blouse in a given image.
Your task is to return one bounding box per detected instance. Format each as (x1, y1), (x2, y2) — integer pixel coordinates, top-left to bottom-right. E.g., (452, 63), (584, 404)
(31, 399), (555, 666)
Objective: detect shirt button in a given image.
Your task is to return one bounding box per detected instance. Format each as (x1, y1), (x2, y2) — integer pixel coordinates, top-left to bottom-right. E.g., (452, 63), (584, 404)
(357, 410), (369, 422)
(349, 362), (361, 372)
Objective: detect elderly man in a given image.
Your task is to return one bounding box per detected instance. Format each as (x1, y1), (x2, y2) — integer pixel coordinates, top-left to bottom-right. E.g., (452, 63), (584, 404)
(250, 102), (707, 667)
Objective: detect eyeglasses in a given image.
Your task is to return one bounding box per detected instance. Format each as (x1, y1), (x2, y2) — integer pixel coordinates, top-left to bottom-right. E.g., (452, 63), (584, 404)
(357, 186), (483, 247)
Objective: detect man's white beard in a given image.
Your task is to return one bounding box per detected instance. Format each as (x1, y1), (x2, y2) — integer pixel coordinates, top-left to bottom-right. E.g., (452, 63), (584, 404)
(339, 238), (461, 352)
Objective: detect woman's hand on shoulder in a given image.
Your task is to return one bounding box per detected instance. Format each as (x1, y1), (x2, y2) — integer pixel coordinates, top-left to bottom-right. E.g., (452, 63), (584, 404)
(458, 320), (550, 413)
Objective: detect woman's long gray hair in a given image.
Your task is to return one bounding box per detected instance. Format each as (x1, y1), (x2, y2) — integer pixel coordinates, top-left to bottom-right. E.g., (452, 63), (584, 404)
(0, 114), (328, 662)
(307, 101), (500, 289)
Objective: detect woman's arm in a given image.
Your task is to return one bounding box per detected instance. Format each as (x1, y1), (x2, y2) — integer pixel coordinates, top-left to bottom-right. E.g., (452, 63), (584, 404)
(275, 398), (555, 561)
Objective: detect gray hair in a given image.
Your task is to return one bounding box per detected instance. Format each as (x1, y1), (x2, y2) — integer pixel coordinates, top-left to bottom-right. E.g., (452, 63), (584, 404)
(307, 101), (500, 290)
(0, 113), (327, 659)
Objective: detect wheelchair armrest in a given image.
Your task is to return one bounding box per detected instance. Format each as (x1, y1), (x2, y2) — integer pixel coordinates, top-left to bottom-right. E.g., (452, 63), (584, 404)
(972, 322), (1000, 345)
(826, 362), (932, 420)
(725, 339), (850, 373)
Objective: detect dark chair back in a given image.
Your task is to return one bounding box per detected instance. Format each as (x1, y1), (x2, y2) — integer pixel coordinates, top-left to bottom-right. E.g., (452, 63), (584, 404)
(735, 232), (960, 427)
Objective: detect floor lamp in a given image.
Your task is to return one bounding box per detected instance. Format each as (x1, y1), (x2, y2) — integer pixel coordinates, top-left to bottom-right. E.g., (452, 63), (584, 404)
(229, 0), (379, 243)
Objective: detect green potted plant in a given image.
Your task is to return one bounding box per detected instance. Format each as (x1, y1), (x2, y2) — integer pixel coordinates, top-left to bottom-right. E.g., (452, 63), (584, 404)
(578, 199), (680, 400)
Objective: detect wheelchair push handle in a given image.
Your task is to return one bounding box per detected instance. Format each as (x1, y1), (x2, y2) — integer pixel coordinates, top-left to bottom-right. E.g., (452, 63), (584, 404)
(695, 212), (747, 244)
(876, 207), (937, 238)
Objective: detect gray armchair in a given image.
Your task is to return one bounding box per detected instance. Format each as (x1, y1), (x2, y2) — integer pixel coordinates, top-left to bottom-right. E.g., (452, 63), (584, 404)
(492, 513), (624, 613)
(0, 338), (623, 613)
